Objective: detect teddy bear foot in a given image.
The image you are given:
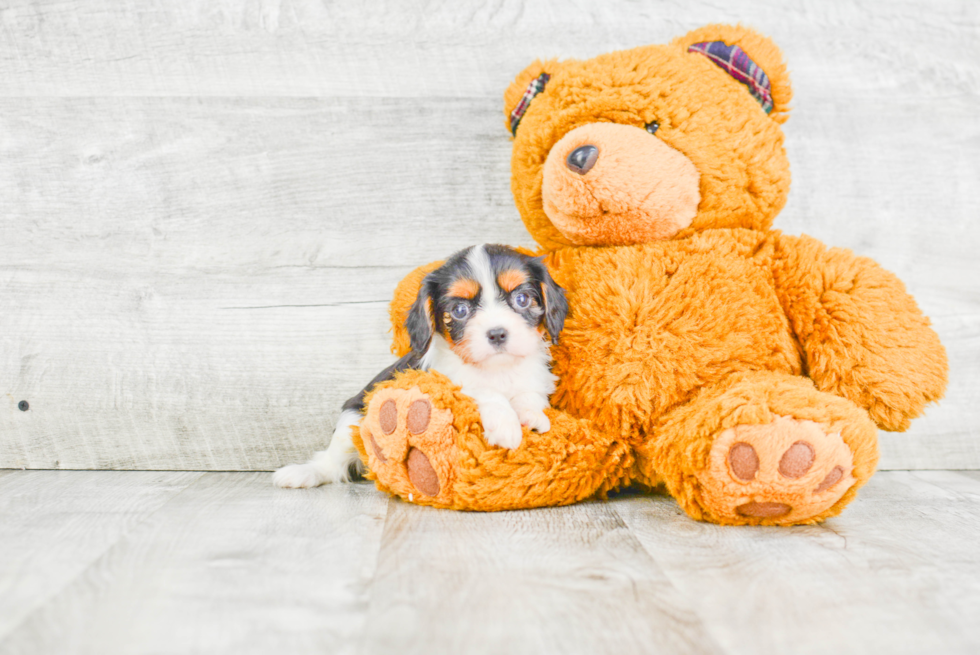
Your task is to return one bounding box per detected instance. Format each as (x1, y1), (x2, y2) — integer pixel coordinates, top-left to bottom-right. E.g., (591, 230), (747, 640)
(698, 415), (856, 525)
(359, 386), (459, 507)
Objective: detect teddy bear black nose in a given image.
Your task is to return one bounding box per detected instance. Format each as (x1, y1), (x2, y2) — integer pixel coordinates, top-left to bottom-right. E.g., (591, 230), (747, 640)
(566, 145), (599, 175)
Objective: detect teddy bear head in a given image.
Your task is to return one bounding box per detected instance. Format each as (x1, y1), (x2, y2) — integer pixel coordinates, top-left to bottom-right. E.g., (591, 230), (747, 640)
(504, 24), (793, 250)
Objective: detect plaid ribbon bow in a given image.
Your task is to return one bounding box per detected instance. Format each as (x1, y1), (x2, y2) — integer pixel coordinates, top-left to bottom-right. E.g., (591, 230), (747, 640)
(509, 73), (551, 135)
(688, 41), (774, 114)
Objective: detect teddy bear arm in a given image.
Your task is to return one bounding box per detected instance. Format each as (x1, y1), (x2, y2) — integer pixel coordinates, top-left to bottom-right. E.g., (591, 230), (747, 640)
(355, 369), (635, 510)
(388, 260), (444, 357)
(770, 234), (948, 431)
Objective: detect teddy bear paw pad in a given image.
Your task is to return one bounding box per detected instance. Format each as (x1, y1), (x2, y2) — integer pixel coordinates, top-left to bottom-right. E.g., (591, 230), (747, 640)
(361, 387), (457, 504)
(699, 415), (855, 524)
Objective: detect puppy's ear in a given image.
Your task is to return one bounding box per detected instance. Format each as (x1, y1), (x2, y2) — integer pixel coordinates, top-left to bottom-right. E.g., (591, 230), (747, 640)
(406, 276), (435, 352)
(529, 257), (568, 345)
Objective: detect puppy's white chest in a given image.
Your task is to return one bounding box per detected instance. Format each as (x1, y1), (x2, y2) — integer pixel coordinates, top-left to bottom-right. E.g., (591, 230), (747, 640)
(422, 335), (555, 450)
(423, 335), (555, 401)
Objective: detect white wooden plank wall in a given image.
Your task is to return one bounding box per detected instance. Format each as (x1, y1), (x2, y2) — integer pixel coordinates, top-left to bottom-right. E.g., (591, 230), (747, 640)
(1, 0), (978, 470)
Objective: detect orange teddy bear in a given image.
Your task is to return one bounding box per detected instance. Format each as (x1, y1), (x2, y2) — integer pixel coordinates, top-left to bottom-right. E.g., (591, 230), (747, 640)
(351, 24), (948, 525)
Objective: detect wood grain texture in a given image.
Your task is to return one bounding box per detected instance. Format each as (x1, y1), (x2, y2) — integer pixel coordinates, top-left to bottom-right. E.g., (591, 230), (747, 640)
(0, 0), (977, 470)
(1, 470), (979, 654)
(0, 471), (202, 641)
(357, 499), (722, 655)
(0, 97), (528, 470)
(958, 469), (980, 483)
(613, 471), (980, 655)
(0, 474), (389, 655)
(0, 0), (976, 98)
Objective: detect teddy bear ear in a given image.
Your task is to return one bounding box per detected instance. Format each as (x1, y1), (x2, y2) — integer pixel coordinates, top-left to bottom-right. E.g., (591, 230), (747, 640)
(503, 59), (560, 136)
(672, 24), (793, 124)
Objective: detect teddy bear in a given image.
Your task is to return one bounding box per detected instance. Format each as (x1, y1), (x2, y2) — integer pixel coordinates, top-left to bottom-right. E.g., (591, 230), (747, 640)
(349, 24), (948, 525)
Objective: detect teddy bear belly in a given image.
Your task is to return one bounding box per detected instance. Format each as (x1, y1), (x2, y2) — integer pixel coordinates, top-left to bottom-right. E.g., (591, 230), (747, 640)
(549, 247), (803, 435)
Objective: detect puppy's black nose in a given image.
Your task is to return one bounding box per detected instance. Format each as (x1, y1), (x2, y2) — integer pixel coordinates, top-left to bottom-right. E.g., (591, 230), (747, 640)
(487, 328), (508, 346)
(566, 145), (598, 175)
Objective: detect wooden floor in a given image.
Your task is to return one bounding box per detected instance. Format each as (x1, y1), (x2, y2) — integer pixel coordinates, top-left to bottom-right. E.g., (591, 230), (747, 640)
(0, 470), (977, 655)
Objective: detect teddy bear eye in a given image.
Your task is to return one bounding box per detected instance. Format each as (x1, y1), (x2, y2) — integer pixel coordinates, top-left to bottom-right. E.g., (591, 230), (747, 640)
(645, 121), (660, 135)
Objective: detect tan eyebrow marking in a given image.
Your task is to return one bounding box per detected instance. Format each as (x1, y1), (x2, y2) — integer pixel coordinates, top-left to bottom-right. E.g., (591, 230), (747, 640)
(497, 269), (527, 293)
(448, 278), (479, 299)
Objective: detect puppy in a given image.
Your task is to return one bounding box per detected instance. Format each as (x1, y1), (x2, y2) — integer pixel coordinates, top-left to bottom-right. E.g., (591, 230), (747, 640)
(273, 244), (568, 488)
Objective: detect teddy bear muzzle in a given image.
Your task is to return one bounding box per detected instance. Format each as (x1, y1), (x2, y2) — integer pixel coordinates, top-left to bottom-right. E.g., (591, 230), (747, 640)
(541, 122), (702, 246)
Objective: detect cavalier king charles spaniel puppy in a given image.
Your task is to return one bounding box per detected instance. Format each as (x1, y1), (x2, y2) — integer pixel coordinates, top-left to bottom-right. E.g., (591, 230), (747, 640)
(274, 244), (568, 488)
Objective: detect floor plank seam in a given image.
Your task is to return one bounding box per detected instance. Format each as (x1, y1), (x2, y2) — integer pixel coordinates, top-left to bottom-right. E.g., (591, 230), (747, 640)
(354, 496), (399, 655)
(608, 500), (736, 655)
(0, 471), (206, 646)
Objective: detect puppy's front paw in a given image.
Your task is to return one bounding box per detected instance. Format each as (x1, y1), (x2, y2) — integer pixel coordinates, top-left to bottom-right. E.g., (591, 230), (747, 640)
(480, 402), (523, 450)
(272, 463), (324, 488)
(518, 409), (551, 434)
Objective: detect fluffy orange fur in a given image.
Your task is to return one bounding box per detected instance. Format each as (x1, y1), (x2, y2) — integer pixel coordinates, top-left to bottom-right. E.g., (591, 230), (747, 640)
(506, 26), (793, 251)
(360, 25), (948, 525)
(389, 260), (443, 356)
(543, 122), (701, 245)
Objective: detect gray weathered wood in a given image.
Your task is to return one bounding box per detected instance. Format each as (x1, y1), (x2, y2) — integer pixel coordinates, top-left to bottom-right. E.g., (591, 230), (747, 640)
(359, 499), (723, 655)
(0, 0), (975, 99)
(613, 471), (980, 655)
(1, 470), (979, 654)
(958, 469), (980, 483)
(0, 0), (977, 470)
(0, 471), (202, 641)
(0, 474), (389, 655)
(0, 97), (529, 470)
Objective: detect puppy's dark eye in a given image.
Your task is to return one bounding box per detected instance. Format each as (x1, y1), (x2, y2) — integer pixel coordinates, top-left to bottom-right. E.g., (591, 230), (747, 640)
(645, 121), (660, 135)
(451, 302), (469, 320)
(513, 292), (531, 309)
